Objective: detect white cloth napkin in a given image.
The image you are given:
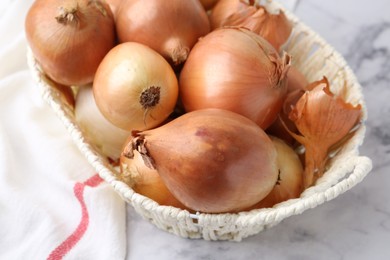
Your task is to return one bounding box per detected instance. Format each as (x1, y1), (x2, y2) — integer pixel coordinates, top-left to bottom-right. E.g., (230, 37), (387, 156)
(0, 1), (126, 259)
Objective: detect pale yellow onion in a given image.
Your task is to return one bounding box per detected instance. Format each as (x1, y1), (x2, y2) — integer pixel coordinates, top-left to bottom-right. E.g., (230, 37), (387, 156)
(93, 42), (179, 131)
(75, 86), (131, 160)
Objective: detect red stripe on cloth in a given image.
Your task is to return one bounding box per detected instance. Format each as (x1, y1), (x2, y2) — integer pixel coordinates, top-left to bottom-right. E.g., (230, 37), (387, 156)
(47, 174), (104, 260)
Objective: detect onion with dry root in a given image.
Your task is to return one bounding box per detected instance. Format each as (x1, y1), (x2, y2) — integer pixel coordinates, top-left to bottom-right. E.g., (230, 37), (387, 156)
(179, 27), (291, 130)
(120, 143), (187, 209)
(25, 0), (116, 86)
(93, 42), (179, 131)
(121, 109), (279, 213)
(210, 0), (292, 51)
(116, 0), (210, 66)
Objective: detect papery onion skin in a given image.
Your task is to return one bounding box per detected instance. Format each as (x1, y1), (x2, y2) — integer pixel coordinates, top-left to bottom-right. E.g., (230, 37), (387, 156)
(123, 109), (279, 213)
(209, 0), (254, 29)
(120, 147), (187, 209)
(93, 42), (179, 131)
(116, 0), (210, 66)
(286, 77), (362, 188)
(267, 66), (308, 144)
(210, 0), (292, 50)
(75, 86), (131, 160)
(247, 136), (303, 209)
(25, 0), (116, 86)
(179, 27), (290, 130)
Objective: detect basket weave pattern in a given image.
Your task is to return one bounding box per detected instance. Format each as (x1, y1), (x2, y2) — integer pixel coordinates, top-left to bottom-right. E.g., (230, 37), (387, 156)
(27, 1), (373, 241)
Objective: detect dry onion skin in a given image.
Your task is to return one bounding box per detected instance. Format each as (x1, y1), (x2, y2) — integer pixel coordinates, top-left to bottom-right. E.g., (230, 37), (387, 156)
(122, 108), (279, 213)
(179, 27), (291, 130)
(210, 0), (292, 51)
(267, 66), (309, 144)
(25, 0), (116, 86)
(93, 42), (179, 131)
(284, 77), (362, 188)
(116, 0), (210, 66)
(247, 136), (303, 209)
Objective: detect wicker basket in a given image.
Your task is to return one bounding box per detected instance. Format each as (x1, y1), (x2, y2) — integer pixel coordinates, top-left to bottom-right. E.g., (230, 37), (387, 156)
(27, 1), (373, 241)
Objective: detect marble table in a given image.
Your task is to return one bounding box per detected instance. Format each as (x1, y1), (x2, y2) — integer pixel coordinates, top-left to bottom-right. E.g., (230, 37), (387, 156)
(125, 0), (390, 259)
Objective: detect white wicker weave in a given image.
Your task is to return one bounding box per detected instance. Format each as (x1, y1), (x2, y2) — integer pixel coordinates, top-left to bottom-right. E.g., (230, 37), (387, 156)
(26, 1), (373, 241)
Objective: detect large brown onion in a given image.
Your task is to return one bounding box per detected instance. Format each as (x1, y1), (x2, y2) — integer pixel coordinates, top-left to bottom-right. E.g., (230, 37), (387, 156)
(116, 0), (210, 66)
(121, 109), (279, 213)
(179, 27), (291, 130)
(25, 0), (116, 86)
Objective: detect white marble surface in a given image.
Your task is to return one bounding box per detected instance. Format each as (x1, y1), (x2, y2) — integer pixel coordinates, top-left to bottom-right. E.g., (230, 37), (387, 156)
(125, 0), (390, 259)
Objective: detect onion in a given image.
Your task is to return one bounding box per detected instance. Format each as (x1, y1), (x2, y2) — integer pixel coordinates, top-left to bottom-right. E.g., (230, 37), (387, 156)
(210, 0), (292, 51)
(75, 86), (131, 161)
(179, 27), (291, 130)
(247, 136), (303, 209)
(93, 42), (179, 131)
(25, 0), (116, 86)
(120, 145), (187, 209)
(121, 108), (279, 213)
(115, 0), (210, 66)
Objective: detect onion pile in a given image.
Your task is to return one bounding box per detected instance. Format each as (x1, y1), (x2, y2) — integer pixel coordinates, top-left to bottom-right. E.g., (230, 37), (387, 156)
(25, 0), (362, 213)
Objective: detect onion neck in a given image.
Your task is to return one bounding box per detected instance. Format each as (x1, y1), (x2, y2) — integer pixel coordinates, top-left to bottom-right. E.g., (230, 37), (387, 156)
(164, 38), (190, 66)
(275, 52), (291, 88)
